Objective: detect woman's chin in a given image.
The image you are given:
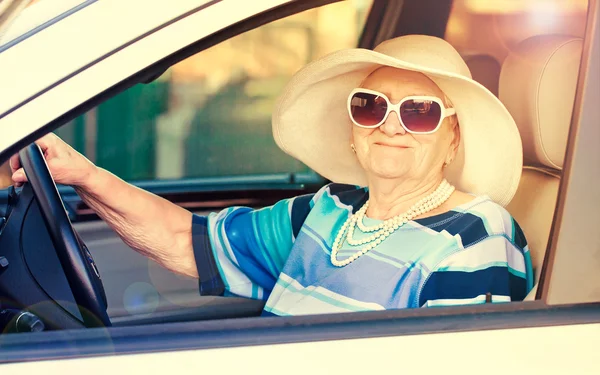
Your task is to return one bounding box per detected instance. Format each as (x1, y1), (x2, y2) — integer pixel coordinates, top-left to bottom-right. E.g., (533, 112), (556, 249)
(367, 165), (411, 180)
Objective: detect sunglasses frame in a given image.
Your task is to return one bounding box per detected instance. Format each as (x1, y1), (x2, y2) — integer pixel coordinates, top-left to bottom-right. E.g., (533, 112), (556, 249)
(347, 88), (456, 134)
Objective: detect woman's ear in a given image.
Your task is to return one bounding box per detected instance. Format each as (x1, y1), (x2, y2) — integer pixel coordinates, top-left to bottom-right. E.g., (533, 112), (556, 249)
(448, 121), (460, 162)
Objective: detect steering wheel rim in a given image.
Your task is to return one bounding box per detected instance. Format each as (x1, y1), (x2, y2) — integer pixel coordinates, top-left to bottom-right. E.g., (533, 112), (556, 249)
(19, 144), (111, 328)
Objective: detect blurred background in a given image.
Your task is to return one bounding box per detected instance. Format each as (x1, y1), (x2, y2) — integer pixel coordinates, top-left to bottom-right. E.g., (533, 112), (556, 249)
(0, 0), (589, 187)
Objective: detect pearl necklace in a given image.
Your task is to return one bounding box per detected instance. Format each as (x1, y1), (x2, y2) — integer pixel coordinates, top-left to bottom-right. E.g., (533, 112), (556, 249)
(330, 180), (455, 267)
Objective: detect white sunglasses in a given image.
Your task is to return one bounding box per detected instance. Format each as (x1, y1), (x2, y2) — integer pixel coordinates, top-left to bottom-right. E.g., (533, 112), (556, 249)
(347, 88), (456, 134)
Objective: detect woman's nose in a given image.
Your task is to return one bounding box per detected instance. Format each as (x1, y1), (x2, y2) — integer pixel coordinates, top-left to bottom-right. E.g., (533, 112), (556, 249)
(379, 111), (406, 136)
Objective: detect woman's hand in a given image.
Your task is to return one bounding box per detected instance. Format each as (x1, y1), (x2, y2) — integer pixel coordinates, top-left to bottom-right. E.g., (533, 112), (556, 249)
(9, 133), (198, 278)
(10, 133), (98, 188)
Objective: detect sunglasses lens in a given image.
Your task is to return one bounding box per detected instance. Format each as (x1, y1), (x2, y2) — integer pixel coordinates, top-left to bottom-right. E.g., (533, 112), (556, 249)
(400, 99), (442, 133)
(350, 92), (387, 126)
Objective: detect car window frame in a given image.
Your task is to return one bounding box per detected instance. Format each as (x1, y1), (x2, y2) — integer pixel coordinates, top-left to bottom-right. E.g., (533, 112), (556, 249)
(0, 0), (95, 51)
(539, 0), (600, 304)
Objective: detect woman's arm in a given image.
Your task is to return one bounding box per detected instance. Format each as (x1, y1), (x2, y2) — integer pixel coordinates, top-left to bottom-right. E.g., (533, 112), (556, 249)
(76, 168), (196, 278)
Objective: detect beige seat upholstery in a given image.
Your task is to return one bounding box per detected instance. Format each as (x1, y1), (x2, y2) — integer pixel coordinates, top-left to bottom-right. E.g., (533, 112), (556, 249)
(463, 54), (501, 97)
(499, 35), (583, 299)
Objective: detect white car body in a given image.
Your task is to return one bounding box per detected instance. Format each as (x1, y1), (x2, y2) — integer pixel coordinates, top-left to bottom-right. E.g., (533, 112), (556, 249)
(5, 324), (600, 374)
(1, 0), (599, 372)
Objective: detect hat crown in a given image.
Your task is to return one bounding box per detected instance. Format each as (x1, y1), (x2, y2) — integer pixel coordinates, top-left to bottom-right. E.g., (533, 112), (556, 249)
(374, 35), (472, 79)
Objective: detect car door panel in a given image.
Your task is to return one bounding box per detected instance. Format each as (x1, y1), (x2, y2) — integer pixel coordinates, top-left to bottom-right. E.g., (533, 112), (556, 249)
(75, 218), (265, 321)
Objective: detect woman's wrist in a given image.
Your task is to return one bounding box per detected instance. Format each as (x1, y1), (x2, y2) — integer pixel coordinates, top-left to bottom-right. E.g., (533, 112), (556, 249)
(76, 165), (106, 196)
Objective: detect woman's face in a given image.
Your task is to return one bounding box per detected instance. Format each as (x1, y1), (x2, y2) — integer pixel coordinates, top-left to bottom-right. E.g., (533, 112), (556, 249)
(351, 67), (460, 183)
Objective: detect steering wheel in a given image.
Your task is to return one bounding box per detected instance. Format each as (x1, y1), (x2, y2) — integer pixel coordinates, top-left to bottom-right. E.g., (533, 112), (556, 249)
(19, 144), (111, 328)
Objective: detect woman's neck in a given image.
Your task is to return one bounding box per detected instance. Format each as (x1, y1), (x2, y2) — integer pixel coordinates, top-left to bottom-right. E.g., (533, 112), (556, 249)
(366, 174), (444, 220)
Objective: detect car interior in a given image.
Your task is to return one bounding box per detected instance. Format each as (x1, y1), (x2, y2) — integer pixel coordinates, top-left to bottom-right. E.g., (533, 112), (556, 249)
(0, 0), (592, 334)
(502, 35), (583, 299)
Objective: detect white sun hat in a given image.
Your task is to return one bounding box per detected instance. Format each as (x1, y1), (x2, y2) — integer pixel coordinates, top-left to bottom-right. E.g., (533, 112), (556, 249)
(272, 35), (522, 206)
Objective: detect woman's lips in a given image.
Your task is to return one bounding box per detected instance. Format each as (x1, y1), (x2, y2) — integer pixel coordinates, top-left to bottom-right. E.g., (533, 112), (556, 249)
(374, 142), (409, 149)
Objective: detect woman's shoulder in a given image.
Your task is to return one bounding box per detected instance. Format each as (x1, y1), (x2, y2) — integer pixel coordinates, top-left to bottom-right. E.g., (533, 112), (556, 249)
(459, 194), (527, 248)
(464, 195), (514, 221)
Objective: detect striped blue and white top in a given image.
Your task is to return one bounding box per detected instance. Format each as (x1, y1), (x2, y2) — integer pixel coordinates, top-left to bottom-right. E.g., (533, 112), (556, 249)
(192, 183), (533, 316)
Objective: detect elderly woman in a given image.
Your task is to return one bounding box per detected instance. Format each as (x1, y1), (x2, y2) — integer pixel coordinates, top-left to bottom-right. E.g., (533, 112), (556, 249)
(10, 35), (533, 315)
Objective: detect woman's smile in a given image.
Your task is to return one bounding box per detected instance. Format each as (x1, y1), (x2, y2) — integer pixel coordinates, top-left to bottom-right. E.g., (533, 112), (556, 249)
(373, 141), (410, 149)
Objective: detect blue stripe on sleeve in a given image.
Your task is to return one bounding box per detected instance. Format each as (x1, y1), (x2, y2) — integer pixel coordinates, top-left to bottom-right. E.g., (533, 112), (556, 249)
(253, 199), (296, 271)
(512, 218), (528, 249)
(251, 213), (279, 277)
(291, 193), (314, 238)
(221, 208), (278, 295)
(191, 214), (225, 296)
(418, 266), (527, 306)
(211, 197), (299, 299)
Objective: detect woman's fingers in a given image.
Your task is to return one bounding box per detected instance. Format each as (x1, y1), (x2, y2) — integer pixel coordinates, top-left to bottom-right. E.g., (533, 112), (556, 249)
(34, 133), (57, 155)
(11, 167), (27, 187)
(9, 133), (59, 177)
(9, 153), (20, 174)
(8, 133), (85, 188)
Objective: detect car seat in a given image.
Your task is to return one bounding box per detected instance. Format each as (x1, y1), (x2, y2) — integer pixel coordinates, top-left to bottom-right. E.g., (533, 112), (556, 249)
(499, 35), (584, 300)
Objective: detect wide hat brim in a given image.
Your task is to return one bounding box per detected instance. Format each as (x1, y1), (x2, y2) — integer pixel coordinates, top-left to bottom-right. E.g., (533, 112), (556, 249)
(272, 42), (522, 207)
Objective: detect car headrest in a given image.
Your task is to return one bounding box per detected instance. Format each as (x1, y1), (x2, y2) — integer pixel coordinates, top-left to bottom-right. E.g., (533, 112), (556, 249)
(499, 35), (583, 170)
